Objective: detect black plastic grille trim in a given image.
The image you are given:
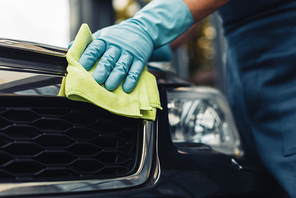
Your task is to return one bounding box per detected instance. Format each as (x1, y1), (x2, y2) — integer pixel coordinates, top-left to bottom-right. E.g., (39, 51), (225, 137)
(0, 95), (143, 182)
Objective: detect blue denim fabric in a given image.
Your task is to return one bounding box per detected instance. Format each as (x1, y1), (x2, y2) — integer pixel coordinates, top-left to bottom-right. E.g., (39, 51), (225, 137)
(219, 1), (296, 197)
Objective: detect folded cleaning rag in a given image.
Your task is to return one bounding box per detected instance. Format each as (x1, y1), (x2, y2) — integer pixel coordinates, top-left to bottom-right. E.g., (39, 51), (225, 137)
(58, 23), (162, 121)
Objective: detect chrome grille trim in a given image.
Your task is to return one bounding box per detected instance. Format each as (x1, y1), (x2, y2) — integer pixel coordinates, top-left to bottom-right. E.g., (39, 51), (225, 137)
(0, 121), (158, 196)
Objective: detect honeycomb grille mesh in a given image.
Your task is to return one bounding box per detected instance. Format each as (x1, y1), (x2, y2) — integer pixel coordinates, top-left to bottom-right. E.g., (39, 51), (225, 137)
(0, 96), (143, 182)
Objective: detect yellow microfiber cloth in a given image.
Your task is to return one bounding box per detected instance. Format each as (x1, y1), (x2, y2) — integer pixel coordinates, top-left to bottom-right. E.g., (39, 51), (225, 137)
(58, 23), (162, 121)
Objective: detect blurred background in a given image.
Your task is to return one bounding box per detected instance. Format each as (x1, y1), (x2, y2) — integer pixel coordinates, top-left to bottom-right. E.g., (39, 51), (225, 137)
(0, 0), (226, 93)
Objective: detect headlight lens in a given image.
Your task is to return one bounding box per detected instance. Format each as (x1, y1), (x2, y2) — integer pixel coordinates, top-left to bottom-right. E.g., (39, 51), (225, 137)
(167, 87), (243, 156)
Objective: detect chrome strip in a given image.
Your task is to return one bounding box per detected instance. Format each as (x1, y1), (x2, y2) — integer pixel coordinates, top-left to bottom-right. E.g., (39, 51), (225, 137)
(153, 119), (161, 185)
(0, 121), (159, 196)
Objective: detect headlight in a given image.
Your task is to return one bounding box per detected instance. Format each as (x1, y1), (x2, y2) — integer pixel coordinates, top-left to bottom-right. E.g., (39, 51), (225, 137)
(167, 87), (243, 156)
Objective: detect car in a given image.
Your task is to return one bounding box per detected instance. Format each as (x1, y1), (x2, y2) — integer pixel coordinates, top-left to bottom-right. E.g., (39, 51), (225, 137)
(0, 38), (278, 197)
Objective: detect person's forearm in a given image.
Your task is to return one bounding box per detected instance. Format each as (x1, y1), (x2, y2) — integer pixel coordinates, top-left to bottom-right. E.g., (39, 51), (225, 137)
(183, 0), (229, 22)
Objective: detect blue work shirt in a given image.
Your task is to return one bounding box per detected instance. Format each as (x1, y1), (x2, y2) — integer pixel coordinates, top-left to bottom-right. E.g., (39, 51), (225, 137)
(219, 1), (296, 197)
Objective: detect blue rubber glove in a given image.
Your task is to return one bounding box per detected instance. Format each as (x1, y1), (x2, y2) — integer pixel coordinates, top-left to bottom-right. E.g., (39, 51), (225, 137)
(79, 0), (194, 92)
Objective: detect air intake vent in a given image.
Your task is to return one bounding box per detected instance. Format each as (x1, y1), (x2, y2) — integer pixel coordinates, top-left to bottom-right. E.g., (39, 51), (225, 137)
(0, 96), (143, 182)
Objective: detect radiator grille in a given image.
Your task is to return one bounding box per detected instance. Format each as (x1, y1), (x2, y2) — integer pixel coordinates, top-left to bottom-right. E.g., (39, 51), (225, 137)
(0, 96), (143, 182)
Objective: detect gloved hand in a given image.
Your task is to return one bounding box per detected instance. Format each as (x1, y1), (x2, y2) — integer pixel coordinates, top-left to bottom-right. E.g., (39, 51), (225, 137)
(79, 0), (194, 92)
(79, 22), (154, 92)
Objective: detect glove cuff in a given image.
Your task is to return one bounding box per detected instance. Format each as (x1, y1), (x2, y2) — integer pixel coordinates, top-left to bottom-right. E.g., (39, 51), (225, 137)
(132, 0), (194, 48)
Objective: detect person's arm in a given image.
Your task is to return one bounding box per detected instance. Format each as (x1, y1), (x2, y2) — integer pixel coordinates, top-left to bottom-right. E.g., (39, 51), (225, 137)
(184, 0), (229, 22)
(78, 0), (229, 93)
